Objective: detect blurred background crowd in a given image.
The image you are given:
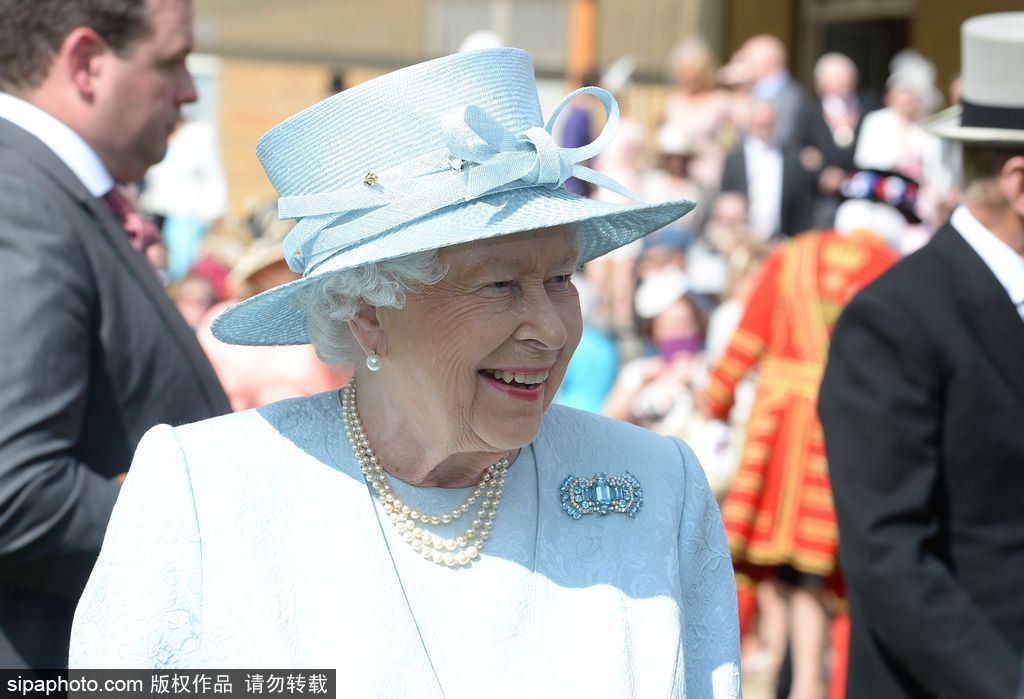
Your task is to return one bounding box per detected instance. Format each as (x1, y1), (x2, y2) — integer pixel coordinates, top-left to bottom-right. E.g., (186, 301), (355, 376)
(7, 0), (1020, 695)
(131, 3), (1010, 697)
(156, 0), (983, 417)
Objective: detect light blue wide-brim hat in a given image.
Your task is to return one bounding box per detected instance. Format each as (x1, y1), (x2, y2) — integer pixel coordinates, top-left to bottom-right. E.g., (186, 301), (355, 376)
(212, 48), (696, 345)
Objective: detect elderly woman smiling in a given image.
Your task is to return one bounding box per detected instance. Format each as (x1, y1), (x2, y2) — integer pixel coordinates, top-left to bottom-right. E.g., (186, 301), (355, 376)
(69, 49), (740, 697)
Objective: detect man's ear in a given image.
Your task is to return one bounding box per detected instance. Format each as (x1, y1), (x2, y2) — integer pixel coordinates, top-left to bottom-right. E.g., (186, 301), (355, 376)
(59, 27), (108, 100)
(348, 304), (386, 360)
(999, 154), (1024, 218)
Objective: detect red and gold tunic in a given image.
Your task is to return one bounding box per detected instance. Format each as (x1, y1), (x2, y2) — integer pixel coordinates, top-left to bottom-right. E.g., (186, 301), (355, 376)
(706, 231), (897, 577)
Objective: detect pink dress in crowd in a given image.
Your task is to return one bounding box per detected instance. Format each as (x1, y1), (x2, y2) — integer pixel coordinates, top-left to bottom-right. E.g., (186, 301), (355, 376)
(663, 89), (735, 193)
(197, 302), (350, 412)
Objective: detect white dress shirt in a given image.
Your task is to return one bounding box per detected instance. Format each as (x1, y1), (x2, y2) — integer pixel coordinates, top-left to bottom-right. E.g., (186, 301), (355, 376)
(744, 136), (784, 241)
(952, 205), (1024, 320)
(0, 91), (112, 196)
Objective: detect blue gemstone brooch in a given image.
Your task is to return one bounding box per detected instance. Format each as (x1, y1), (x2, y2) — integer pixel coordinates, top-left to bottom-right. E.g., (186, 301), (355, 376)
(560, 472), (644, 519)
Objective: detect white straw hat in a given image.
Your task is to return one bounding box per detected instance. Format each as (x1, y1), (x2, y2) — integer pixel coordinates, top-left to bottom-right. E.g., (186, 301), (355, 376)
(925, 12), (1024, 144)
(212, 48), (695, 345)
(634, 270), (689, 319)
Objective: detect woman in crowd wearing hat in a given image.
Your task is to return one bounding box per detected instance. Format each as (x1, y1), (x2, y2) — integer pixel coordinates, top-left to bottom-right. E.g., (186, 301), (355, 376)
(662, 37), (735, 194)
(603, 269), (709, 432)
(196, 202), (349, 411)
(68, 49), (740, 697)
(642, 123), (707, 238)
(852, 49), (949, 243)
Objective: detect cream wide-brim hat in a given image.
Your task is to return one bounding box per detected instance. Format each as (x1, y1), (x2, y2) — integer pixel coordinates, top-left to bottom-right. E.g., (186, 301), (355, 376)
(211, 48), (695, 346)
(924, 12), (1024, 144)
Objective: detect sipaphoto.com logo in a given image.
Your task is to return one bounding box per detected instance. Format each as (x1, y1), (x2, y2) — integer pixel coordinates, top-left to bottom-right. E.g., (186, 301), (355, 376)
(7, 672), (143, 697)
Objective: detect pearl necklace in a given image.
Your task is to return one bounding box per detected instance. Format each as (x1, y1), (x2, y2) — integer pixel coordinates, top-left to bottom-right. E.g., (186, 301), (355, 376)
(342, 382), (509, 567)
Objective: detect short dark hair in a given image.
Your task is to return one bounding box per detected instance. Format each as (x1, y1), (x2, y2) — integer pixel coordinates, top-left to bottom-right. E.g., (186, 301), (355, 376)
(0, 0), (151, 91)
(962, 143), (1019, 187)
(961, 142), (1023, 203)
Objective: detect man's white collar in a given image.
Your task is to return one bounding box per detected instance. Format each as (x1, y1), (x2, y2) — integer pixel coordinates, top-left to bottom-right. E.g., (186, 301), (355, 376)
(951, 204), (1024, 309)
(0, 92), (113, 196)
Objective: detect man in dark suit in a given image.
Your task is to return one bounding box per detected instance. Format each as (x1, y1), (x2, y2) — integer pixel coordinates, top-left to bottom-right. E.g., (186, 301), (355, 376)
(0, 0), (230, 668)
(739, 34), (808, 148)
(818, 12), (1024, 698)
(797, 52), (881, 229)
(721, 100), (816, 240)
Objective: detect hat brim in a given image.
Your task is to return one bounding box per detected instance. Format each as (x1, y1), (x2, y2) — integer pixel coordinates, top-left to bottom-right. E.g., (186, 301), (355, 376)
(212, 187), (694, 345)
(925, 105), (1024, 143)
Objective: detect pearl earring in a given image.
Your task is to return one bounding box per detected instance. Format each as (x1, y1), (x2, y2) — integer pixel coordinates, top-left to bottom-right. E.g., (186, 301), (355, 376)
(366, 350), (382, 372)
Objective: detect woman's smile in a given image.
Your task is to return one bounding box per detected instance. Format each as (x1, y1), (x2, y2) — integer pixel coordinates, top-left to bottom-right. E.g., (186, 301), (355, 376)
(478, 367), (553, 401)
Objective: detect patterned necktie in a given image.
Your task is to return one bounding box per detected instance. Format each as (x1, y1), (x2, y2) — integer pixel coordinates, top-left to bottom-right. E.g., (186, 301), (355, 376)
(102, 187), (163, 256)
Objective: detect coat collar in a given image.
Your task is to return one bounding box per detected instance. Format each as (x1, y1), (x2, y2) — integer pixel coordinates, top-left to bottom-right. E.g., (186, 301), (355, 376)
(951, 205), (1024, 309)
(0, 93), (113, 196)
(0, 117), (229, 415)
(932, 221), (1024, 410)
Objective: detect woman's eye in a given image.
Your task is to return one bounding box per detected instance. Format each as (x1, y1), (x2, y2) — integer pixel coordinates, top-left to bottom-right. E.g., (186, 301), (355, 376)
(479, 280), (515, 294)
(546, 273), (574, 289)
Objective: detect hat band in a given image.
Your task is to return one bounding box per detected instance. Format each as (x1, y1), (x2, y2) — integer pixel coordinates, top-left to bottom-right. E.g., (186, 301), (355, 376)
(840, 169), (921, 223)
(277, 87), (639, 276)
(961, 98), (1024, 131)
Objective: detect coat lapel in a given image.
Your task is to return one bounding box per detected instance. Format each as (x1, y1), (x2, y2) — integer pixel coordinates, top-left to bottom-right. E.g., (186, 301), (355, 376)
(84, 195), (229, 412)
(933, 222), (1024, 411)
(0, 118), (229, 414)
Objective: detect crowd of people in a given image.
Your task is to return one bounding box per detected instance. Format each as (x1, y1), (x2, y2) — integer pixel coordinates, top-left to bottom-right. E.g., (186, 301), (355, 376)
(553, 31), (955, 431)
(545, 32), (958, 699)
(546, 26), (1023, 699)
(148, 35), (956, 460)
(1, 1), (1022, 698)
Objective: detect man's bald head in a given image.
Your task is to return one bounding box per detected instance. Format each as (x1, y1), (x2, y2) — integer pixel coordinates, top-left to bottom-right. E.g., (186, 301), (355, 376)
(742, 34), (788, 79)
(814, 53), (858, 98)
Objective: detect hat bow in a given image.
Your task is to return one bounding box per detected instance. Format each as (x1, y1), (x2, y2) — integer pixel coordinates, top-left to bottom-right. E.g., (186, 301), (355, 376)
(277, 86), (638, 275)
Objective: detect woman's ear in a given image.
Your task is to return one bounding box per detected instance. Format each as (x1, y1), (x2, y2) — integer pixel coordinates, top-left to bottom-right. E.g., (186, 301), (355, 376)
(348, 304), (386, 358)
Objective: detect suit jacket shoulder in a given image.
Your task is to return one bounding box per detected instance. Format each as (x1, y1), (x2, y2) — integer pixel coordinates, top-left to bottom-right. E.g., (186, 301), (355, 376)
(846, 225), (950, 311)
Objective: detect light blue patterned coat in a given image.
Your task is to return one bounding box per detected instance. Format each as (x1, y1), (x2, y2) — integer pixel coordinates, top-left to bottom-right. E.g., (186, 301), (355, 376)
(70, 392), (740, 698)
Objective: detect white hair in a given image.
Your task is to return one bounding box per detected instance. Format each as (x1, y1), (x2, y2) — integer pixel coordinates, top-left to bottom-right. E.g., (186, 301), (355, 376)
(814, 52), (858, 87)
(297, 250), (447, 367)
(886, 49), (942, 113)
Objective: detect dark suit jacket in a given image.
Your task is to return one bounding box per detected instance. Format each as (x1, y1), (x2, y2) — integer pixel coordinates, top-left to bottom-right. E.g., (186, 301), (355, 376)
(796, 93), (880, 172)
(819, 222), (1024, 698)
(794, 95), (882, 229)
(769, 77), (808, 148)
(720, 139), (816, 238)
(0, 118), (230, 668)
